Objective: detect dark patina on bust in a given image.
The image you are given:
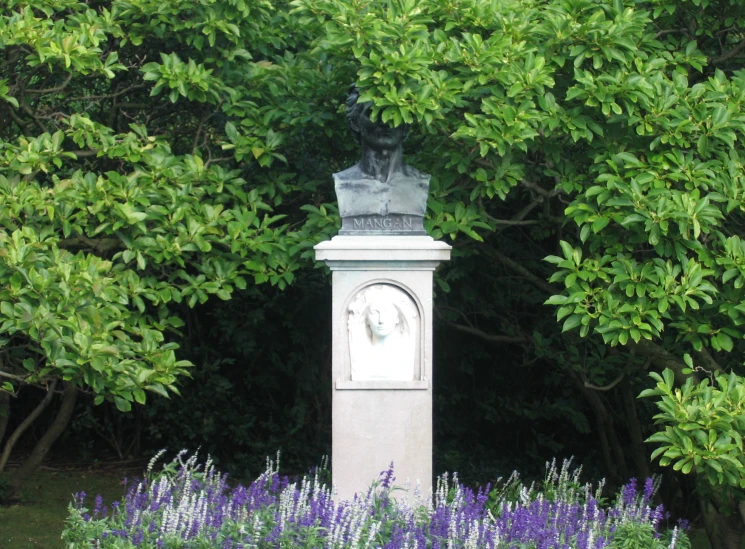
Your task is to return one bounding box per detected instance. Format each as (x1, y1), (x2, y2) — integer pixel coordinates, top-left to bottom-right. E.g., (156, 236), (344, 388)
(334, 85), (430, 235)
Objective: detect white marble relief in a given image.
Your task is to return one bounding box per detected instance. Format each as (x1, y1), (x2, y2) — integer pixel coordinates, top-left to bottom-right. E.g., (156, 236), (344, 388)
(347, 284), (418, 381)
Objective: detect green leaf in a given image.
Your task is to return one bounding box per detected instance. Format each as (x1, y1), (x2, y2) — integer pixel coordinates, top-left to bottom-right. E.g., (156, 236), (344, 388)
(133, 389), (147, 405)
(559, 240), (574, 260)
(697, 134), (709, 156)
(114, 396), (132, 412)
(562, 314), (582, 332)
(717, 333), (734, 352)
(662, 369), (675, 388)
(545, 295), (568, 305)
(591, 217), (609, 233)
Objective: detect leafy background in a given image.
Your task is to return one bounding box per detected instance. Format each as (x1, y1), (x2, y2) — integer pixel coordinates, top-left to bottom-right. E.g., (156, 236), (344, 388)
(2, 0), (745, 547)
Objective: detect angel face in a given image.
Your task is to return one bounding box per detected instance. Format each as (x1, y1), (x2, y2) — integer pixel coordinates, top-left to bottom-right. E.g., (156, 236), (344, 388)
(365, 299), (400, 338)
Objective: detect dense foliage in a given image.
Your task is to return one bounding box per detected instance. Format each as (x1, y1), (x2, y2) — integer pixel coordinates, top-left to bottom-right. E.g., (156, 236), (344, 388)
(0, 0), (340, 493)
(2, 0), (745, 545)
(63, 452), (690, 549)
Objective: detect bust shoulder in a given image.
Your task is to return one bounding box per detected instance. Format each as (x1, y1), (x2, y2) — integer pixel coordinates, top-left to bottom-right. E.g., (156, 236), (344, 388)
(333, 164), (368, 183)
(400, 163), (430, 181)
(333, 163), (430, 184)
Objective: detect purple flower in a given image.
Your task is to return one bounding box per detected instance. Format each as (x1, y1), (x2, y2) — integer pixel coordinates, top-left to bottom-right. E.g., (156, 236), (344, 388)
(94, 494), (104, 517)
(642, 478), (655, 503)
(74, 491), (87, 507)
(621, 478), (637, 507)
(380, 462), (396, 490)
(62, 453), (689, 549)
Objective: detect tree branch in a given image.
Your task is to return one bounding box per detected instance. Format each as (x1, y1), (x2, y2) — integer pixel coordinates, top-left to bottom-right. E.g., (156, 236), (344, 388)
(69, 84), (146, 101)
(710, 38), (745, 65)
(0, 49), (21, 72)
(115, 103), (152, 110)
(693, 348), (726, 375)
(568, 367), (627, 483)
(484, 247), (557, 295)
(72, 149), (100, 158)
(447, 322), (529, 343)
(5, 103), (29, 131)
(24, 74), (73, 94)
(585, 373), (625, 391)
(487, 202), (563, 230)
(0, 357), (54, 392)
(473, 157), (494, 169)
(0, 379), (57, 474)
(7, 382), (78, 498)
(58, 236), (121, 254)
(204, 156), (233, 167)
(654, 29), (687, 39)
(488, 217), (539, 226)
(17, 103), (48, 133)
(509, 200), (542, 224)
(627, 339), (697, 385)
(521, 178), (563, 199)
(193, 111), (210, 154)
(521, 178), (551, 198)
(0, 370), (30, 383)
(0, 392), (9, 450)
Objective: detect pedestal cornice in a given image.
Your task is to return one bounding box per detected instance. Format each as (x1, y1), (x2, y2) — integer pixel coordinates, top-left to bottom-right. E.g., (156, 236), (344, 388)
(314, 235), (451, 271)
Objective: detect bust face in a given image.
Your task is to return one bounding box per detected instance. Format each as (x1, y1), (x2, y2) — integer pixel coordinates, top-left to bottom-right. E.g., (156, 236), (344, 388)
(365, 300), (400, 338)
(357, 103), (406, 151)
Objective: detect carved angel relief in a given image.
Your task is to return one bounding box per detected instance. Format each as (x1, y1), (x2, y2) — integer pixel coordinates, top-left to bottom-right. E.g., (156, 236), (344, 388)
(347, 284), (418, 381)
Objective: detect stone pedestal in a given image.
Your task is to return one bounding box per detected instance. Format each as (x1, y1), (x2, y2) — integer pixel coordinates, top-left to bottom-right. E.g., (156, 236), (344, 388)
(314, 235), (451, 500)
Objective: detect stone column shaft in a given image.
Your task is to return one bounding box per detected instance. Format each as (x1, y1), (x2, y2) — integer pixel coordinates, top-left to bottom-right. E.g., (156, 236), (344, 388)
(315, 235), (450, 500)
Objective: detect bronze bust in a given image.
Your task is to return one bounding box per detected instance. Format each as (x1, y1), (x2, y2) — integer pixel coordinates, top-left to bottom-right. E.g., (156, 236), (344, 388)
(334, 85), (430, 235)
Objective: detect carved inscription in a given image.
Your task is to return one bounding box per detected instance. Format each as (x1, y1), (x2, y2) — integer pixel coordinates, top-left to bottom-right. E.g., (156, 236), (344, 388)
(340, 214), (425, 235)
(353, 216), (413, 230)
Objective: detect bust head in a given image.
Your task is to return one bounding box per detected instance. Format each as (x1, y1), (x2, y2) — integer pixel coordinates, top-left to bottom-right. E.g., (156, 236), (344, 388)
(346, 84), (409, 151)
(334, 87), (431, 223)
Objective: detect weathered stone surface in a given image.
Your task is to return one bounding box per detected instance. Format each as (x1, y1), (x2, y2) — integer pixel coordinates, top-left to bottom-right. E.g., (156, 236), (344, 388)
(314, 235), (451, 500)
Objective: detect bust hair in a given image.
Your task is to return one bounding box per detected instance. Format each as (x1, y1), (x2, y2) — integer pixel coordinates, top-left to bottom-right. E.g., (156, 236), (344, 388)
(345, 83), (409, 143)
(346, 84), (364, 143)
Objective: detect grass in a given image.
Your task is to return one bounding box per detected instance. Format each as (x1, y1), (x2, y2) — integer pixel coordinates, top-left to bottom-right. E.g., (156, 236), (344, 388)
(1, 466), (128, 549)
(689, 528), (713, 549)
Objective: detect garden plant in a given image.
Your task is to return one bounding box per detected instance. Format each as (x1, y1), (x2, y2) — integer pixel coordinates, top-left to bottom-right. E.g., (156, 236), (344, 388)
(63, 452), (691, 549)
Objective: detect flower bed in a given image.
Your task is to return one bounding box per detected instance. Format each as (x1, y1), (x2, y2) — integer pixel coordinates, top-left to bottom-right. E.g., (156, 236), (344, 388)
(63, 452), (689, 549)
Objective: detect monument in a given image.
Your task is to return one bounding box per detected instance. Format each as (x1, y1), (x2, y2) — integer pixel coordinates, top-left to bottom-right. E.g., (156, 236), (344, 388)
(315, 85), (451, 499)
